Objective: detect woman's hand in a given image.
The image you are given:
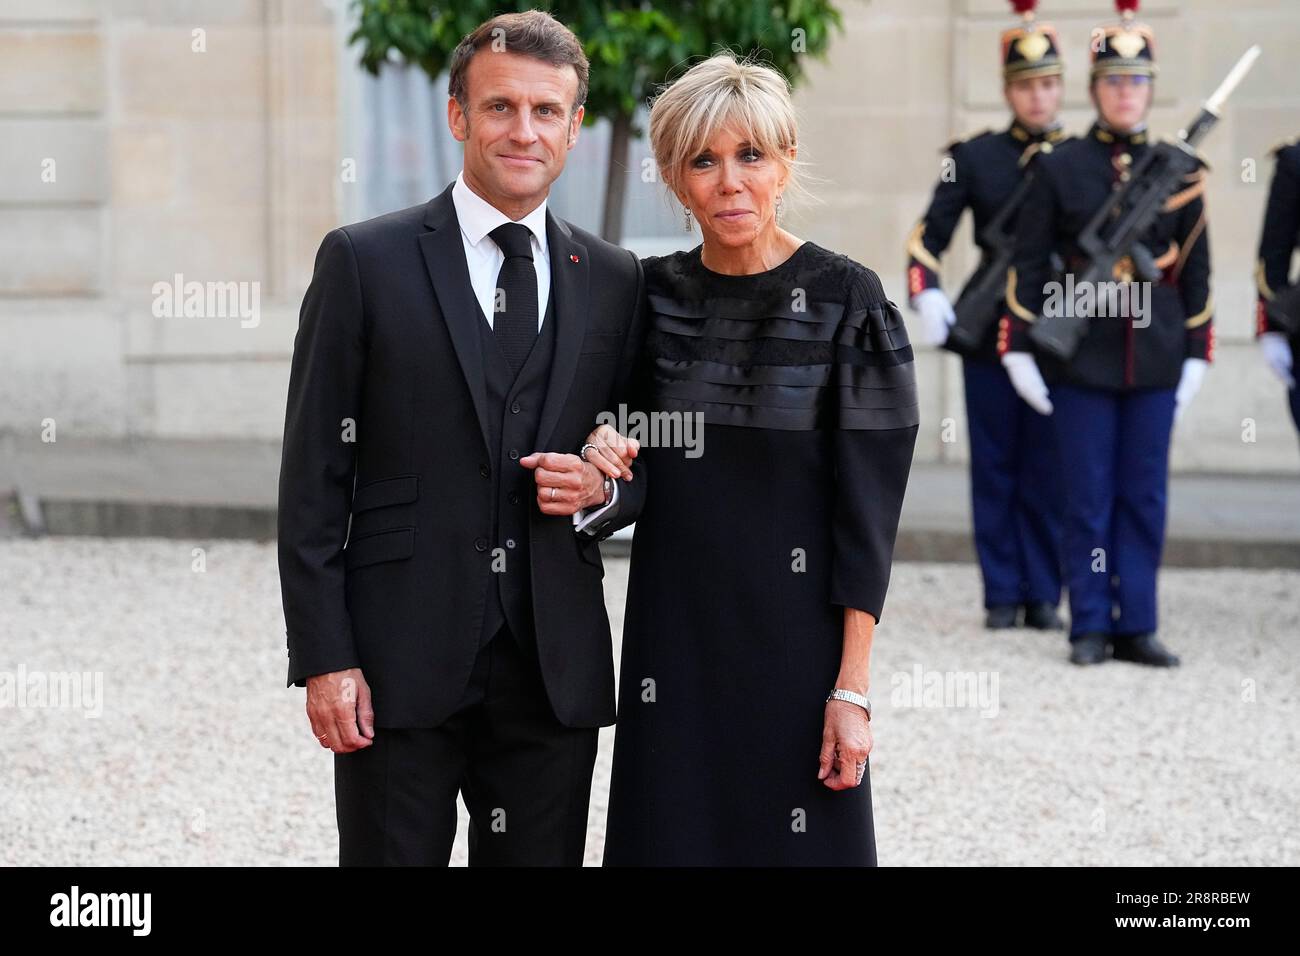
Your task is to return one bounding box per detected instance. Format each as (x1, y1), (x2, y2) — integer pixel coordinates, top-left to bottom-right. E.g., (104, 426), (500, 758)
(582, 423), (638, 481)
(818, 699), (872, 790)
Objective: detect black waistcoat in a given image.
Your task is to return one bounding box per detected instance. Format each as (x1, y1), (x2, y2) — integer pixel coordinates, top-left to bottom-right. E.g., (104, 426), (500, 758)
(476, 290), (557, 656)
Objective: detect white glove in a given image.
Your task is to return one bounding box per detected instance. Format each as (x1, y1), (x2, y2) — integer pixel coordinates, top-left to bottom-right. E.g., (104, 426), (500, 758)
(1173, 357), (1209, 423)
(1000, 351), (1053, 415)
(1259, 331), (1295, 388)
(911, 287), (955, 347)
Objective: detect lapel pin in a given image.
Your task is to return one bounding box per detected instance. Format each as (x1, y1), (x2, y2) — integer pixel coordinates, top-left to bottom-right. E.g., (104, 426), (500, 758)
(570, 254), (580, 264)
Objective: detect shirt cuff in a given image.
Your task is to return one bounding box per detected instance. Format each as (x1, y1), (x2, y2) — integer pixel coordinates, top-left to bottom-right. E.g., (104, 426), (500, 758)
(572, 477), (618, 535)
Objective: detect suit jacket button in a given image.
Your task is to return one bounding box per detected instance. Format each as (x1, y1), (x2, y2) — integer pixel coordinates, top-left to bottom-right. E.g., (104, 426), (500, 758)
(508, 492), (520, 504)
(474, 538), (487, 552)
(479, 464), (490, 478)
(506, 538), (516, 549)
(508, 449), (519, 460)
(510, 401), (521, 414)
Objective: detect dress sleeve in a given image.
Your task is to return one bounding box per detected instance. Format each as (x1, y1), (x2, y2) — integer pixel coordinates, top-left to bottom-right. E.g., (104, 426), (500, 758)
(829, 266), (920, 622)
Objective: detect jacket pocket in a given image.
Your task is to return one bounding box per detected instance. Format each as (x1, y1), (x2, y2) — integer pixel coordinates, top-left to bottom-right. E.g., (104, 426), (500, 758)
(351, 474), (419, 513)
(344, 526), (415, 570)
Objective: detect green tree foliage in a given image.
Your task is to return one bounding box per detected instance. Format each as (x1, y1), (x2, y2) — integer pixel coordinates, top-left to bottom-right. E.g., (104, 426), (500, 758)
(350, 1), (846, 239)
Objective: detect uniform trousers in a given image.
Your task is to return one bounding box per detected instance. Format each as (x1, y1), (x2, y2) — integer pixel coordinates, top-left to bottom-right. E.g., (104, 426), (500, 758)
(1050, 384), (1177, 638)
(963, 357), (1064, 608)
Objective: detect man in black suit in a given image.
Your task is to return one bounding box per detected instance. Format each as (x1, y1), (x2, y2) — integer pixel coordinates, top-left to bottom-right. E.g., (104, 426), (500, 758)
(276, 10), (646, 865)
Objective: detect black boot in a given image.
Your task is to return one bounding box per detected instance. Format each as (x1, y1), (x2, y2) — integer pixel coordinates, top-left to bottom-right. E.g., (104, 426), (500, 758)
(1023, 601), (1064, 630)
(1111, 633), (1181, 667)
(1068, 632), (1108, 665)
(985, 604), (1019, 629)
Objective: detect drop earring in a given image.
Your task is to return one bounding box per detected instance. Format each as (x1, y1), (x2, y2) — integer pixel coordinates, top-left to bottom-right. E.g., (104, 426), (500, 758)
(683, 205), (693, 232)
(775, 194), (783, 223)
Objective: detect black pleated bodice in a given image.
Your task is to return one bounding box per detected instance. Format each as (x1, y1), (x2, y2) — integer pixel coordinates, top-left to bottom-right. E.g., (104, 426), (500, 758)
(637, 241), (919, 432)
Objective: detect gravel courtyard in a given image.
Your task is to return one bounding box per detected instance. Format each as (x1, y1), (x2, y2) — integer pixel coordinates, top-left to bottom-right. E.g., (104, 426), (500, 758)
(2, 538), (1296, 866)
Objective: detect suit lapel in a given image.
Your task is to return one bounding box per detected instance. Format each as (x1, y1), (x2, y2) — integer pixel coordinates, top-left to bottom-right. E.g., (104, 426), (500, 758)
(417, 185), (589, 456)
(535, 209), (589, 452)
(418, 183), (491, 455)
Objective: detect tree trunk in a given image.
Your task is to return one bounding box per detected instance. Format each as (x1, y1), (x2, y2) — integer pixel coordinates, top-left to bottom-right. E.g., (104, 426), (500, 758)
(600, 113), (632, 242)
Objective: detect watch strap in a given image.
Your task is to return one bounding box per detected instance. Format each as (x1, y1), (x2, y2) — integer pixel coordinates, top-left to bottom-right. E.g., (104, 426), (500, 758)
(826, 688), (871, 720)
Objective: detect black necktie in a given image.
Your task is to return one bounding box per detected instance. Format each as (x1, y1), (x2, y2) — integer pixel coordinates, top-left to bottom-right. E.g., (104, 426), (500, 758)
(488, 222), (538, 375)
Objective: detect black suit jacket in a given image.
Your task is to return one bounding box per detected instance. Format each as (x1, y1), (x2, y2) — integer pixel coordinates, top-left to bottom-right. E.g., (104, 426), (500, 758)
(277, 182), (647, 728)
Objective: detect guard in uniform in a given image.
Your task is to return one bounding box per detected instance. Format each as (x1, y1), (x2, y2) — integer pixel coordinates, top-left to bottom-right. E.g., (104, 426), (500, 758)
(1254, 135), (1300, 436)
(999, 0), (1212, 666)
(906, 0), (1066, 631)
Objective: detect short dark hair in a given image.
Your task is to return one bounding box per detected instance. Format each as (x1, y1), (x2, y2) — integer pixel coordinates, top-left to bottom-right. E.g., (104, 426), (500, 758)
(448, 11), (589, 116)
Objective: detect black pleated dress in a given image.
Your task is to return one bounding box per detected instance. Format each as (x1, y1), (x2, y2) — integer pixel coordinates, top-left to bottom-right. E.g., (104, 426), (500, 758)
(601, 241), (920, 866)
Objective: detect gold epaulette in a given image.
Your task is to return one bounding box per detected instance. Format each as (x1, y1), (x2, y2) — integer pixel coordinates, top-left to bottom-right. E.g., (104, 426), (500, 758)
(1268, 135), (1299, 158)
(941, 128), (992, 154)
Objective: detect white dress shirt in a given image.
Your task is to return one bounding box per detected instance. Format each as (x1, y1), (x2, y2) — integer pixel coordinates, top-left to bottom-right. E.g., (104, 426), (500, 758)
(449, 169), (618, 534)
(451, 170), (551, 329)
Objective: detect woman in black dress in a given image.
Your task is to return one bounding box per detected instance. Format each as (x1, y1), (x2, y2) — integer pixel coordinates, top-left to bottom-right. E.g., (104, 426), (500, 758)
(586, 52), (919, 865)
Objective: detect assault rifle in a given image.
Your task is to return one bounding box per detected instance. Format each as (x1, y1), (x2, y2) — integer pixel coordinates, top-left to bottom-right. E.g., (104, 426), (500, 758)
(1029, 46), (1260, 361)
(1264, 278), (1300, 335)
(947, 145), (1051, 353)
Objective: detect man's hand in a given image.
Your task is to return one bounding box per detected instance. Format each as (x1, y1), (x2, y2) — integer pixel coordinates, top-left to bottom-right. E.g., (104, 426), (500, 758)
(519, 452), (605, 516)
(306, 667), (374, 753)
(582, 423), (638, 481)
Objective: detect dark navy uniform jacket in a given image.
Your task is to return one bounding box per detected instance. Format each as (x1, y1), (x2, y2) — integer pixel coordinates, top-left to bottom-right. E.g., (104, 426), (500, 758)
(907, 118), (1069, 363)
(1000, 121), (1214, 390)
(1255, 139), (1300, 353)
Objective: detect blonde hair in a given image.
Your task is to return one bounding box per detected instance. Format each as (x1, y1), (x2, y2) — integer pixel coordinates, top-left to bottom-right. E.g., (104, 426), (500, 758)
(648, 51), (809, 204)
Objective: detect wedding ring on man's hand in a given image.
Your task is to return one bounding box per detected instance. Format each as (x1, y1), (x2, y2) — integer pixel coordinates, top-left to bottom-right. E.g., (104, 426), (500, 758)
(579, 442), (598, 461)
(549, 487), (557, 500)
